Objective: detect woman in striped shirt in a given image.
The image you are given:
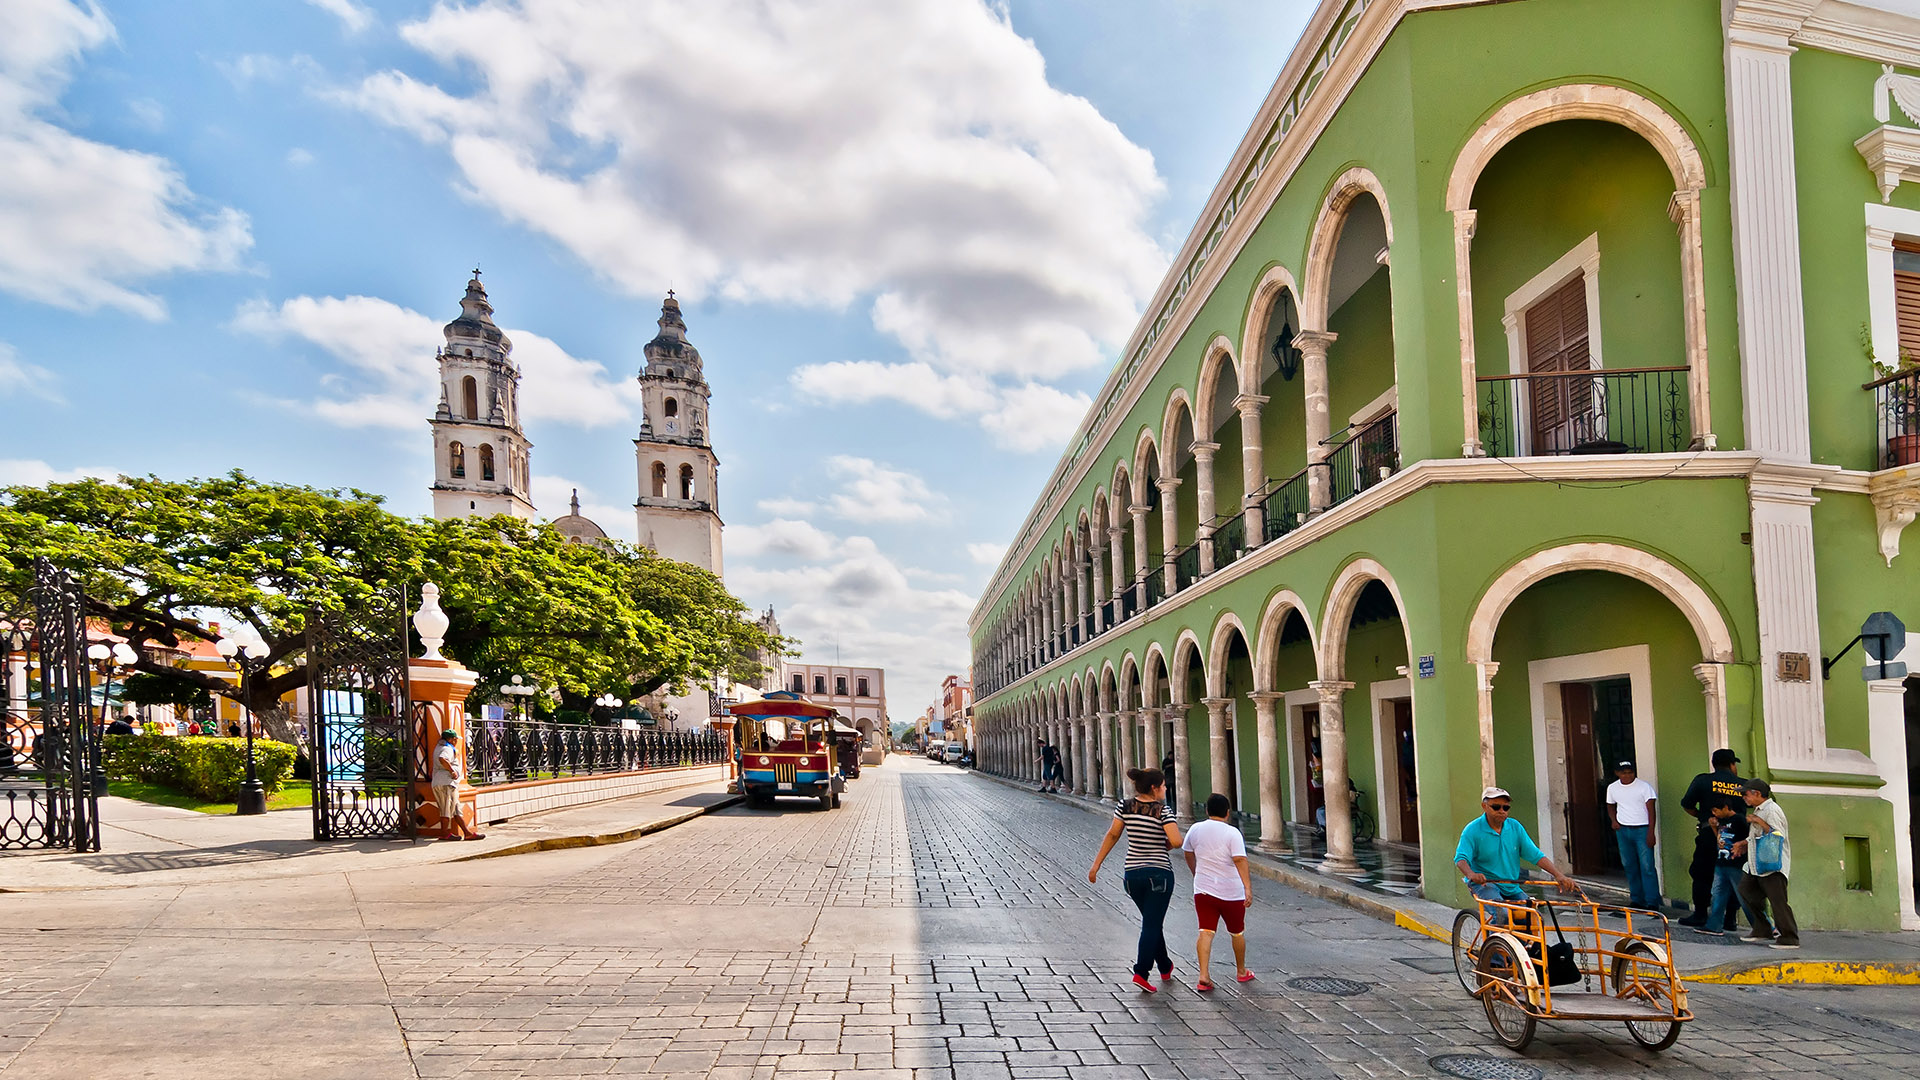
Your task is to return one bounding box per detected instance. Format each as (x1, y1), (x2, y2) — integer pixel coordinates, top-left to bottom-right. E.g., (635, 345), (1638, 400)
(1089, 767), (1184, 992)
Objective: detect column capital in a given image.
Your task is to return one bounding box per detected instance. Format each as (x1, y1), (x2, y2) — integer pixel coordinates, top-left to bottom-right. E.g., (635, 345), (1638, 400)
(1199, 696), (1233, 711)
(1189, 440), (1220, 463)
(1294, 329), (1337, 356)
(1452, 207), (1478, 240)
(1232, 393), (1270, 415)
(1308, 679), (1355, 703)
(1247, 690), (1287, 705)
(1474, 660), (1500, 689)
(1155, 477), (1183, 493)
(1128, 503), (1151, 517)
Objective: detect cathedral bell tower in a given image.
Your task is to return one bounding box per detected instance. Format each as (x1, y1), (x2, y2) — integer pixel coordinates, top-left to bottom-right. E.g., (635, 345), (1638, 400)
(633, 293), (723, 574)
(430, 272), (536, 520)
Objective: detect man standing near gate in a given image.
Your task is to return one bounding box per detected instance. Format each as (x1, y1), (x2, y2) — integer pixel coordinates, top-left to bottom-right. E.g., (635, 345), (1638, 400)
(1678, 748), (1744, 929)
(433, 729), (485, 841)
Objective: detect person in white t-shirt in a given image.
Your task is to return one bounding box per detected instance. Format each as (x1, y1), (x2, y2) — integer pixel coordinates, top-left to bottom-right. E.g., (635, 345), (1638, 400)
(1605, 761), (1659, 910)
(1181, 793), (1254, 991)
(432, 729), (484, 841)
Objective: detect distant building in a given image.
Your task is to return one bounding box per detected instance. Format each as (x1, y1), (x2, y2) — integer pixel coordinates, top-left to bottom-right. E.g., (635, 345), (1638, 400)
(633, 293), (723, 574)
(781, 661), (886, 757)
(429, 272), (536, 520)
(939, 674), (972, 749)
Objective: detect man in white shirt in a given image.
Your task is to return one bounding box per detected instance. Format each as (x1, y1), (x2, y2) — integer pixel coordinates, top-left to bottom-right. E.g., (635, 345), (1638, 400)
(1181, 793), (1254, 991)
(432, 728), (483, 841)
(1605, 761), (1659, 910)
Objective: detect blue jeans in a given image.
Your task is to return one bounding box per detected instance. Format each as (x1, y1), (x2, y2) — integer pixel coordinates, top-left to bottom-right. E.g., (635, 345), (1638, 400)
(1705, 864), (1754, 930)
(1470, 879), (1525, 926)
(1123, 867), (1175, 977)
(1615, 825), (1659, 908)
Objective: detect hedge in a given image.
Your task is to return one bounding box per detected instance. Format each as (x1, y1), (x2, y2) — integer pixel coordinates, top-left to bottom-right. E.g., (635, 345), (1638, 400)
(102, 733), (298, 801)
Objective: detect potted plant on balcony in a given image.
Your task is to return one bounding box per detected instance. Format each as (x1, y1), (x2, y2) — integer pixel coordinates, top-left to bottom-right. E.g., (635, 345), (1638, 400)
(1866, 324), (1920, 467)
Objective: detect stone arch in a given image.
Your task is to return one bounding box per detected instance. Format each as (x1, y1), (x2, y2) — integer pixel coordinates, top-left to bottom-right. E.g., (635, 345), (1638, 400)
(1170, 628), (1205, 703)
(1465, 542), (1736, 664)
(1142, 642), (1170, 705)
(1319, 557), (1414, 682)
(1119, 652), (1141, 708)
(1110, 462), (1134, 524)
(1302, 166), (1395, 331)
(1241, 264), (1303, 388)
(1253, 588), (1320, 693)
(1193, 335), (1242, 436)
(1100, 660), (1119, 711)
(1161, 389), (1197, 466)
(1132, 429), (1161, 502)
(1205, 612), (1253, 699)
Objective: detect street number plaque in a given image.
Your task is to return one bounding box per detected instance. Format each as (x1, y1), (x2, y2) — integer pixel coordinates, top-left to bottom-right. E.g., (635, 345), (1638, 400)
(1777, 652), (1812, 682)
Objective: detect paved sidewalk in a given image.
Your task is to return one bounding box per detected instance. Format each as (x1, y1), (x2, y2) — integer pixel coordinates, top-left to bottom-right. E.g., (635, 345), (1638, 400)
(0, 780), (739, 892)
(982, 772), (1920, 985)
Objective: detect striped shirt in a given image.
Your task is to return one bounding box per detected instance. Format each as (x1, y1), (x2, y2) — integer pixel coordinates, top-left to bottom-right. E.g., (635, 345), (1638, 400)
(1116, 798), (1177, 870)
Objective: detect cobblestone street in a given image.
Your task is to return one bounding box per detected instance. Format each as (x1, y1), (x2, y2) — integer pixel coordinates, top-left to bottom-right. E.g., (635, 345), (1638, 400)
(3, 756), (1917, 1079)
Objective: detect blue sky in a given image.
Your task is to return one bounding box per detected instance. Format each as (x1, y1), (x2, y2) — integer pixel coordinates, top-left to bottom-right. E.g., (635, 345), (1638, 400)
(0, 0), (1314, 715)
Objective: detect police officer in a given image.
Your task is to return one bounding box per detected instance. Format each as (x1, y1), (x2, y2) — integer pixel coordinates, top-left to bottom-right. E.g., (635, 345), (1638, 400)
(1677, 748), (1744, 928)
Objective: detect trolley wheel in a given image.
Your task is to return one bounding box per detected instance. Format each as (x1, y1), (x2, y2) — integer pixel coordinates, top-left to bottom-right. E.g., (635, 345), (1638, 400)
(1451, 908), (1484, 994)
(819, 792), (833, 811)
(1476, 938), (1537, 1052)
(1611, 940), (1682, 1051)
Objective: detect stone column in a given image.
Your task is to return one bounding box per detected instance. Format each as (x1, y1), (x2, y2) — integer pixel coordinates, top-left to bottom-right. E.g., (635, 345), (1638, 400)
(1474, 662), (1500, 790)
(1129, 504), (1152, 607)
(1236, 394), (1269, 544)
(1097, 711), (1116, 799)
(1192, 442), (1219, 576)
(1250, 690), (1290, 853)
(1297, 330), (1338, 511)
(1108, 515), (1127, 609)
(1090, 523), (1108, 627)
(1452, 209), (1483, 457)
(1157, 478), (1182, 588)
(1311, 680), (1361, 874)
(1072, 540), (1088, 642)
(1203, 696), (1233, 810)
(1077, 713), (1093, 797)
(1168, 701), (1193, 824)
(1142, 698), (1162, 770)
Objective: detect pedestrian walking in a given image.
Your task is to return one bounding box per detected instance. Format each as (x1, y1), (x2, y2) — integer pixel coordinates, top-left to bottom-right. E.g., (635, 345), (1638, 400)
(1160, 752), (1177, 811)
(1678, 748), (1745, 928)
(432, 729), (485, 841)
(1736, 778), (1799, 949)
(1605, 761), (1660, 910)
(1036, 737), (1063, 793)
(1089, 767), (1183, 993)
(1182, 792), (1254, 991)
(1692, 801), (1757, 936)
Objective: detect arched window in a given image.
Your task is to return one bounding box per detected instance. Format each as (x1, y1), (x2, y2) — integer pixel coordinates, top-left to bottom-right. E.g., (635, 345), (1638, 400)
(462, 376), (478, 419)
(663, 397), (678, 417)
(479, 443), (495, 481)
(651, 461), (667, 498)
(813, 674), (827, 695)
(448, 441), (465, 479)
(679, 463), (695, 500)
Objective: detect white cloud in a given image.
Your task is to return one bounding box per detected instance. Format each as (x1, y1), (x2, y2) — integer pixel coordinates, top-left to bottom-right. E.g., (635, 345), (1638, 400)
(980, 382), (1092, 452)
(530, 474), (634, 542)
(343, 0), (1164, 446)
(303, 0), (374, 34)
(286, 147), (314, 167)
(729, 518), (839, 562)
(0, 458), (119, 486)
(0, 342), (62, 403)
(0, 0), (251, 318)
(790, 360), (1090, 452)
(966, 541), (1007, 567)
(757, 496), (819, 517)
(825, 455), (942, 523)
(230, 293), (643, 430)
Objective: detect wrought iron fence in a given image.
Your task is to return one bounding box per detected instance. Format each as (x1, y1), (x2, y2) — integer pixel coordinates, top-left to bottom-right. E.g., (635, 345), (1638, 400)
(1477, 366), (1688, 458)
(468, 720), (725, 785)
(1325, 410), (1399, 507)
(0, 560), (99, 853)
(310, 592), (413, 841)
(1210, 513), (1246, 570)
(1099, 600), (1115, 631)
(1174, 544), (1202, 591)
(1121, 581), (1140, 621)
(1145, 566), (1166, 607)
(1258, 469), (1311, 544)
(1869, 366), (1920, 470)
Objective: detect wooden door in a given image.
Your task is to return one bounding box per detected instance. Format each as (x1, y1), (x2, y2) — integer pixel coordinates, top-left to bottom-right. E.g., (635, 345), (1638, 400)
(1523, 275), (1595, 453)
(1391, 699), (1418, 843)
(1561, 682), (1604, 875)
(1301, 705), (1325, 821)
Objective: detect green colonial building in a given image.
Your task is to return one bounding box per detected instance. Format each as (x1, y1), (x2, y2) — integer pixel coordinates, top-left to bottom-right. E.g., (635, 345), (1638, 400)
(966, 0), (1920, 931)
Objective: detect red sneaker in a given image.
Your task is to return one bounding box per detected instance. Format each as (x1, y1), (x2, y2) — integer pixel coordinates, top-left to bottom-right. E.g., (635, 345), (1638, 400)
(1131, 974), (1157, 993)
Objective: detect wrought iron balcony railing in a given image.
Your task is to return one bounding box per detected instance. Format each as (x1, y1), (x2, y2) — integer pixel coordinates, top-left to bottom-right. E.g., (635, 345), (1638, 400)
(1325, 409), (1400, 507)
(1477, 366), (1688, 458)
(1174, 544), (1202, 591)
(1100, 600), (1115, 631)
(1146, 566), (1166, 607)
(469, 720), (725, 786)
(1869, 366), (1920, 469)
(1258, 468), (1311, 544)
(1210, 512), (1246, 571)
(1121, 582), (1140, 621)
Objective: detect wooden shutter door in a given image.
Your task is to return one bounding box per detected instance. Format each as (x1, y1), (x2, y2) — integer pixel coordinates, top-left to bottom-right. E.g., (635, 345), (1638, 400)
(1523, 275), (1594, 451)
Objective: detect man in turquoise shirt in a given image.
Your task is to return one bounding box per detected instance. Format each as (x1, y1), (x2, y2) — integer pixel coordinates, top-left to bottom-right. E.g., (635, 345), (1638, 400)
(1455, 785), (1578, 918)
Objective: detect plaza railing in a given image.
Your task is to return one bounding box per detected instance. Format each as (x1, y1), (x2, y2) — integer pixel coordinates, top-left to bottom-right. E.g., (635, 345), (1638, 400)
(468, 719), (725, 786)
(1477, 366), (1688, 458)
(1869, 366), (1920, 469)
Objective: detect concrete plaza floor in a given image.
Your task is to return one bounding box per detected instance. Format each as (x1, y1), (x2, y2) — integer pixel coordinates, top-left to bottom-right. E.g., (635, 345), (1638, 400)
(2, 755), (1917, 1079)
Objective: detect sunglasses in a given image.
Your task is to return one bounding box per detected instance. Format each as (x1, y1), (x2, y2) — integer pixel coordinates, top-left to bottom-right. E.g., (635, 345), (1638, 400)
(1487, 803), (1511, 811)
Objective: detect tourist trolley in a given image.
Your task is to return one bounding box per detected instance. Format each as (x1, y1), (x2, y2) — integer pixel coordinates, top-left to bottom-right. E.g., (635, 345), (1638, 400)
(1450, 881), (1692, 1052)
(727, 691), (845, 810)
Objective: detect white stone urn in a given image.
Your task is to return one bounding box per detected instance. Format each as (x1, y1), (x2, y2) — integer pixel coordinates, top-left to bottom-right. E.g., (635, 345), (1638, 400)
(414, 582), (450, 661)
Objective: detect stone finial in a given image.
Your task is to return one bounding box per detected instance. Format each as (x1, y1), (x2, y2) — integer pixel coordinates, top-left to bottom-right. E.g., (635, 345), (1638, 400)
(415, 582), (450, 661)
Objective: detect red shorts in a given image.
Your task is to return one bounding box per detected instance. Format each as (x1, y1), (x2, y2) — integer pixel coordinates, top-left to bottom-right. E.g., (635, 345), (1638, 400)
(1194, 892), (1246, 934)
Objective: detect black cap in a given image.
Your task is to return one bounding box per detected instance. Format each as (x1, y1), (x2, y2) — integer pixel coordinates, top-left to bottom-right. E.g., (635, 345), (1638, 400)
(1712, 748), (1739, 768)
(1744, 778), (1771, 797)
(1614, 760), (1635, 771)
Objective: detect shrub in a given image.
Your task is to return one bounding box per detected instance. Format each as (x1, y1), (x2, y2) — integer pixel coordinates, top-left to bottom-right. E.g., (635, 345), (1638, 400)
(101, 733), (298, 801)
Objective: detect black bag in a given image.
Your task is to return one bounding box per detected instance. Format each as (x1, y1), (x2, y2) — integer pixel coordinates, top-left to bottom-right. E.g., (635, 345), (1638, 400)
(1540, 902), (1583, 986)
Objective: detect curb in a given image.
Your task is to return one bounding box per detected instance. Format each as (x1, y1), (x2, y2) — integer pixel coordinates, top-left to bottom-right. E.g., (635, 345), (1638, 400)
(454, 795), (743, 861)
(970, 769), (1919, 986)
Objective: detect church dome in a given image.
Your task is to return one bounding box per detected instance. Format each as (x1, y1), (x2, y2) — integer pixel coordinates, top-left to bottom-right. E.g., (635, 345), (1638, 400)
(445, 272), (512, 353)
(551, 489), (610, 549)
(643, 292), (703, 376)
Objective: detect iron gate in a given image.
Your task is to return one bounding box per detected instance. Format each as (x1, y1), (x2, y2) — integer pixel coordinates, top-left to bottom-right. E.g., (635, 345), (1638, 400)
(0, 560), (100, 852)
(309, 590), (414, 840)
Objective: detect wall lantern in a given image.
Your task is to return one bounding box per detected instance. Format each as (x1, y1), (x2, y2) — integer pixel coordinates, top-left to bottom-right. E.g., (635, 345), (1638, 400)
(1270, 293), (1303, 382)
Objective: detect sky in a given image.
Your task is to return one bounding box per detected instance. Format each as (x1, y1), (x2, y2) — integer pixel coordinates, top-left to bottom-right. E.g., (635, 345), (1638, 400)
(0, 0), (1316, 718)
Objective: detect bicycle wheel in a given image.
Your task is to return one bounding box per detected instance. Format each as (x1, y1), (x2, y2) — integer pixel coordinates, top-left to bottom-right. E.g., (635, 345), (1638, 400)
(1610, 940), (1682, 1051)
(1451, 909), (1484, 994)
(1477, 938), (1537, 1052)
(1352, 808), (1376, 844)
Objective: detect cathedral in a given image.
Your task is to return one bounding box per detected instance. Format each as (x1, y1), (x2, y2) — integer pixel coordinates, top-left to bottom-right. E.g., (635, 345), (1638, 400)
(428, 274), (724, 576)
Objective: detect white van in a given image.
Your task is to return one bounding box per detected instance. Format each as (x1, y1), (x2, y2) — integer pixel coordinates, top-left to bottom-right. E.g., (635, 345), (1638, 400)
(942, 743), (967, 765)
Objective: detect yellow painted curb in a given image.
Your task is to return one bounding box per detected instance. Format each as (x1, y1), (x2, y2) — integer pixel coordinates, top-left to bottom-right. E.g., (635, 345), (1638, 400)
(1395, 910), (1450, 944)
(1688, 960), (1920, 985)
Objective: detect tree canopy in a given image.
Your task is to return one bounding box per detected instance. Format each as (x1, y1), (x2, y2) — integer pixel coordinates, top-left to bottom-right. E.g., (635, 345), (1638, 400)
(0, 472), (788, 737)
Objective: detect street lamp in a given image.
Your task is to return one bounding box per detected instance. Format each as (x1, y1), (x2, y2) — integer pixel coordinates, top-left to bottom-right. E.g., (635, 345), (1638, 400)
(501, 674), (539, 723)
(215, 630), (271, 815)
(83, 640), (136, 797)
(593, 693), (622, 723)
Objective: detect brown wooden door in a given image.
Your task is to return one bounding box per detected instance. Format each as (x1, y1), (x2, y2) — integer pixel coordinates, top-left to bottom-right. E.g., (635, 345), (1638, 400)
(1391, 699), (1418, 843)
(1561, 682), (1604, 874)
(1524, 275), (1595, 452)
(1301, 705), (1325, 821)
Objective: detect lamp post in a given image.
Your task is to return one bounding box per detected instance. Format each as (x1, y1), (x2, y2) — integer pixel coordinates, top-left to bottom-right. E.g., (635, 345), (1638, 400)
(84, 640), (135, 797)
(215, 630), (271, 815)
(593, 693), (623, 724)
(501, 674), (538, 723)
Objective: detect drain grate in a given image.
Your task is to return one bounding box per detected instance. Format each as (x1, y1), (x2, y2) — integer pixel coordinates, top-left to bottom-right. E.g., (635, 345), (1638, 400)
(1394, 956), (1457, 975)
(1428, 1054), (1543, 1080)
(1286, 975), (1371, 996)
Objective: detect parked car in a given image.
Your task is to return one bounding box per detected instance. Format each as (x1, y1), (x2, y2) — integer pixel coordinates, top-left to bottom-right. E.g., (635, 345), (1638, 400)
(942, 743), (967, 765)
(925, 740), (946, 759)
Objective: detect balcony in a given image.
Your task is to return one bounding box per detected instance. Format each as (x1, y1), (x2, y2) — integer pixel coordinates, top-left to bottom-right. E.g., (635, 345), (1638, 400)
(1146, 566), (1167, 607)
(1210, 512), (1246, 571)
(1870, 366), (1920, 470)
(1258, 469), (1310, 544)
(1477, 367), (1688, 458)
(1174, 543), (1202, 591)
(1325, 409), (1400, 507)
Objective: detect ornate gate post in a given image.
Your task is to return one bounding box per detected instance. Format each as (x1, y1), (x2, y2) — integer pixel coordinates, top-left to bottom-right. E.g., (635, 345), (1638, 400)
(408, 583), (479, 838)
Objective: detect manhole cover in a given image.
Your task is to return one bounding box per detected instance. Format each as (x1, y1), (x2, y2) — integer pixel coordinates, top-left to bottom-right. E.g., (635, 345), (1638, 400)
(1428, 1055), (1542, 1080)
(1286, 975), (1371, 996)
(1395, 956), (1457, 975)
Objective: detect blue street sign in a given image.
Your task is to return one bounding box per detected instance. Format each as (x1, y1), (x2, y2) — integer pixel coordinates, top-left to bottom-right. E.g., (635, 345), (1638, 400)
(1862, 611), (1906, 660)
(1417, 655), (1436, 679)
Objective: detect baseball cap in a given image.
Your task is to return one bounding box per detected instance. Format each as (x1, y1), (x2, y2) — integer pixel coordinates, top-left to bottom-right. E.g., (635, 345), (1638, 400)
(1480, 786), (1510, 801)
(1614, 760), (1635, 771)
(1712, 748), (1740, 767)
(441, 729), (458, 741)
